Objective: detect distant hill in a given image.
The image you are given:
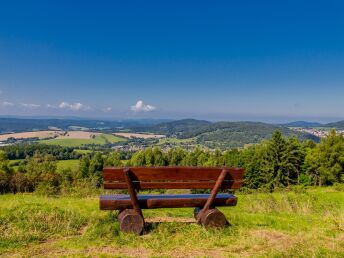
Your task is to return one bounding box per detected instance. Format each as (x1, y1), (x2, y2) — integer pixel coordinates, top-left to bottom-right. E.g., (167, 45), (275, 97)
(0, 117), (171, 134)
(133, 119), (212, 138)
(133, 119), (320, 148)
(281, 121), (323, 128)
(324, 120), (344, 129)
(0, 117), (321, 148)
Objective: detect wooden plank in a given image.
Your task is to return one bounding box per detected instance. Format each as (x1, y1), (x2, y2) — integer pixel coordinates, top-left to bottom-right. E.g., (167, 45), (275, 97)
(103, 167), (244, 181)
(100, 193), (237, 210)
(103, 180), (243, 189)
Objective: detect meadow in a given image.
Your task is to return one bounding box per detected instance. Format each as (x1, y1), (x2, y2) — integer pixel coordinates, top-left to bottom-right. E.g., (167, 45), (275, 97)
(40, 133), (125, 147)
(0, 187), (343, 257)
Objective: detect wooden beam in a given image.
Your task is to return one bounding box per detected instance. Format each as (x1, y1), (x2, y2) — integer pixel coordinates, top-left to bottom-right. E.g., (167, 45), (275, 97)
(196, 169), (228, 223)
(100, 194), (237, 210)
(123, 168), (144, 220)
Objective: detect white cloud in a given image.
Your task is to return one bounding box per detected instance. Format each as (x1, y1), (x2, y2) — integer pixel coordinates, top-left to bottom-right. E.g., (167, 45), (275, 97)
(59, 101), (91, 111)
(21, 103), (40, 108)
(131, 100), (156, 112)
(103, 107), (112, 112)
(46, 104), (58, 109)
(1, 101), (14, 107)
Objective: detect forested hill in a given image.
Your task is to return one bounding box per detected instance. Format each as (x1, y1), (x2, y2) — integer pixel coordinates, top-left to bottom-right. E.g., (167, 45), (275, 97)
(133, 119), (320, 148)
(325, 120), (344, 129)
(0, 117), (169, 133)
(280, 121), (323, 128)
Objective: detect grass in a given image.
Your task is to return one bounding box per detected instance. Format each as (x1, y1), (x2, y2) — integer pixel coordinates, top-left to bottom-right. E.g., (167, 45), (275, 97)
(0, 187), (343, 257)
(158, 137), (196, 145)
(73, 149), (93, 154)
(56, 160), (79, 171)
(40, 134), (126, 147)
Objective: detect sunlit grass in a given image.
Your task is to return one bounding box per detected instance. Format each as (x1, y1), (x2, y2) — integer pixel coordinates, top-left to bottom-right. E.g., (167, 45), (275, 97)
(0, 187), (343, 257)
(40, 134), (126, 147)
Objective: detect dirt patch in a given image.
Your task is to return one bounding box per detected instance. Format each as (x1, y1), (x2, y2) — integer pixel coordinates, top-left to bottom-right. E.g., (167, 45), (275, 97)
(114, 132), (165, 139)
(164, 248), (225, 258)
(252, 229), (295, 250)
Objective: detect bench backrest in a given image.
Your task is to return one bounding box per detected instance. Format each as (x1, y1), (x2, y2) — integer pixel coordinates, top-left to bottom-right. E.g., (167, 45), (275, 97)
(103, 167), (245, 190)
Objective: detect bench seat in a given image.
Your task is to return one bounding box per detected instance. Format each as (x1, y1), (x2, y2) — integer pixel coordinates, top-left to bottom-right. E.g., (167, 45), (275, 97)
(100, 193), (237, 210)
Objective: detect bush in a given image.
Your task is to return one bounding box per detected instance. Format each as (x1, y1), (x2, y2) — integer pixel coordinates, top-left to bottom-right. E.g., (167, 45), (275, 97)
(333, 183), (344, 191)
(35, 182), (59, 196)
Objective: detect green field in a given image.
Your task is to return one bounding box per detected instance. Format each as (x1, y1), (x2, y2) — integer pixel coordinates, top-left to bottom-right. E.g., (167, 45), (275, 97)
(56, 159), (79, 171)
(40, 134), (126, 147)
(158, 137), (196, 145)
(73, 149), (93, 155)
(0, 187), (343, 257)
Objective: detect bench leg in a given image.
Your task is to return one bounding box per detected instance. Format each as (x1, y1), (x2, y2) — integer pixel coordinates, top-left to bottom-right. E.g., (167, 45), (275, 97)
(118, 209), (145, 235)
(194, 207), (227, 229)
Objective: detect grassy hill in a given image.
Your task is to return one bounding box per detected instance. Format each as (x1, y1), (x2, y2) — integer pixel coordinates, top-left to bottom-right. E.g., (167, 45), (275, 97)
(0, 187), (343, 257)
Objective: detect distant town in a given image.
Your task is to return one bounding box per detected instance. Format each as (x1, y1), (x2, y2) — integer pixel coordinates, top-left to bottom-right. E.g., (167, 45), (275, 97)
(291, 127), (344, 138)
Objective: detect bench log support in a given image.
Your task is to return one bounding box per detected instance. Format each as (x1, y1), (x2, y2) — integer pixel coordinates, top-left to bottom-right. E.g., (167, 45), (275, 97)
(194, 207), (227, 228)
(196, 168), (228, 227)
(118, 209), (144, 234)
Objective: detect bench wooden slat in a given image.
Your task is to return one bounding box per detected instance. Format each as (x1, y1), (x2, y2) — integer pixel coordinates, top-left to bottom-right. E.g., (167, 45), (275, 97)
(100, 193), (237, 210)
(104, 180), (243, 189)
(103, 167), (244, 182)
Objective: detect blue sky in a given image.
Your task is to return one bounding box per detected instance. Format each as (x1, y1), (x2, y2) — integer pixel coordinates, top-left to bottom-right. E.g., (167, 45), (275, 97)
(0, 0), (344, 122)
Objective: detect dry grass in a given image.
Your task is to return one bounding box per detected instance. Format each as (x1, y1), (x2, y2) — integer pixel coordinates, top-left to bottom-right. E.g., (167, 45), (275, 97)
(0, 131), (64, 141)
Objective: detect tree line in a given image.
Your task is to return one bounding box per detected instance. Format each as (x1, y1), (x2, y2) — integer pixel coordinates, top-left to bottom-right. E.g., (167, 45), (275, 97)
(0, 130), (343, 194)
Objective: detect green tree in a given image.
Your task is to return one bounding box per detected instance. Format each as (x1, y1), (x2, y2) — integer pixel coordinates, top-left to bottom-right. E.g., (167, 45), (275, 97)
(304, 130), (344, 185)
(104, 151), (122, 167)
(25, 152), (59, 191)
(261, 131), (304, 189)
(0, 150), (12, 193)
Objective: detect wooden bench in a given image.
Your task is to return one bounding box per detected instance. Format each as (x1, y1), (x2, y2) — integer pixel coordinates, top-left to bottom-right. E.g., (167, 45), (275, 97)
(100, 166), (245, 234)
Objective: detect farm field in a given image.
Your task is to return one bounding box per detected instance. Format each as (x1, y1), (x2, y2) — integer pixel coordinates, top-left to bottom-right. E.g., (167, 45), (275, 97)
(0, 187), (343, 257)
(40, 133), (125, 147)
(0, 130), (64, 141)
(114, 132), (166, 139)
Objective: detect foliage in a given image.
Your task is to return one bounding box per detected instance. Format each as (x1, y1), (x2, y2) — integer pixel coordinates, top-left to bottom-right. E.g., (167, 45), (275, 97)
(0, 130), (343, 194)
(303, 130), (344, 186)
(0, 143), (81, 160)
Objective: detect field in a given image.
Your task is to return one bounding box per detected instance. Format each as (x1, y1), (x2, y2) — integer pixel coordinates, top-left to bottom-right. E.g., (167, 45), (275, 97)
(0, 131), (64, 141)
(114, 132), (166, 139)
(56, 160), (79, 171)
(0, 187), (343, 257)
(40, 133), (125, 147)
